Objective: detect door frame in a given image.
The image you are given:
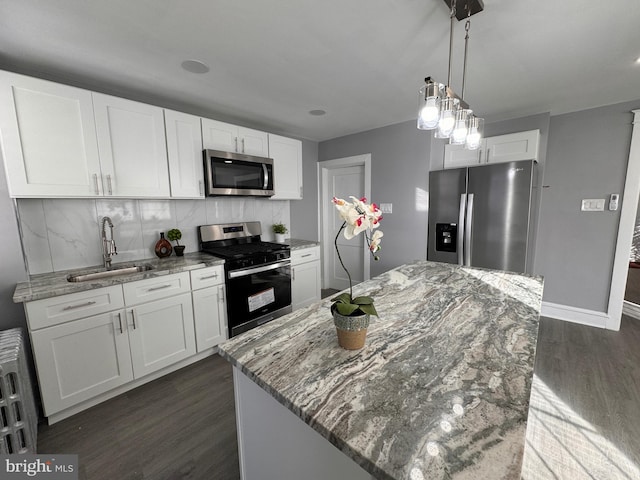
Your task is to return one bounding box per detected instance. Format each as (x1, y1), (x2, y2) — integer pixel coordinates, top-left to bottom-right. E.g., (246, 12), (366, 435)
(318, 154), (372, 290)
(608, 109), (640, 330)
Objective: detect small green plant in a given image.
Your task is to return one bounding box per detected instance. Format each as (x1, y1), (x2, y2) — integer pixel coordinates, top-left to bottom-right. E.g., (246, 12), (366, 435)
(167, 228), (182, 246)
(272, 223), (288, 235)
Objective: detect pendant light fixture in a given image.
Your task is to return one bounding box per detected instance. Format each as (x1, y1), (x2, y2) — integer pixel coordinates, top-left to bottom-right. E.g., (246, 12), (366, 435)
(417, 0), (484, 150)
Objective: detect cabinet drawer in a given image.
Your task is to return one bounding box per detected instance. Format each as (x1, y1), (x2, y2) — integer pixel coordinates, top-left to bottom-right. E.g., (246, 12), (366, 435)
(123, 272), (190, 306)
(190, 265), (224, 290)
(291, 246), (320, 265)
(25, 285), (125, 330)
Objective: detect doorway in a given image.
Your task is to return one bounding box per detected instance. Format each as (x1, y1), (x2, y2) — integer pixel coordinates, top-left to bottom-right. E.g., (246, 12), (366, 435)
(609, 109), (640, 329)
(319, 154), (372, 290)
(622, 198), (640, 318)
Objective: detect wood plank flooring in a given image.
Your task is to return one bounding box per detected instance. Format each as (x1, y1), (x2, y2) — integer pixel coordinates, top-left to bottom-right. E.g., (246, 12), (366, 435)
(37, 355), (239, 480)
(37, 315), (640, 480)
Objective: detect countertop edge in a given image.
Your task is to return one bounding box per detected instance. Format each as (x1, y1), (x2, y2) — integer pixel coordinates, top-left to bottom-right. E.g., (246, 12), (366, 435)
(217, 349), (394, 480)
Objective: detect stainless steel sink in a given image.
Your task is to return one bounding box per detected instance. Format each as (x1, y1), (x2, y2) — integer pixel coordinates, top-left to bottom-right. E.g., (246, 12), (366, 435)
(67, 264), (154, 282)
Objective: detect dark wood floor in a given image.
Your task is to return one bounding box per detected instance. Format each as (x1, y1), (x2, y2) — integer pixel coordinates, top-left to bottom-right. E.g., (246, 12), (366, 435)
(37, 355), (239, 480)
(37, 316), (640, 479)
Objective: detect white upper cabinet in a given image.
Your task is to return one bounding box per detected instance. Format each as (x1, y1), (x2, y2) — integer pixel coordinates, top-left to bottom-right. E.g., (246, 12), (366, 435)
(165, 110), (204, 198)
(268, 133), (303, 200)
(485, 129), (540, 164)
(443, 142), (484, 169)
(442, 129), (540, 169)
(93, 93), (170, 197)
(201, 118), (268, 157)
(0, 71), (102, 197)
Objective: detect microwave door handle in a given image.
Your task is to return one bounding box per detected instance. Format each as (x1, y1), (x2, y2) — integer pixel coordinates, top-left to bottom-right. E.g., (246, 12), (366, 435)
(262, 164), (269, 190)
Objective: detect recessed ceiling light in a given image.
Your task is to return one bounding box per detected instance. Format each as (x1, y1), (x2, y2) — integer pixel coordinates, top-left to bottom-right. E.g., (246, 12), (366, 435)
(309, 109), (326, 116)
(181, 59), (210, 74)
(636, 57), (640, 64)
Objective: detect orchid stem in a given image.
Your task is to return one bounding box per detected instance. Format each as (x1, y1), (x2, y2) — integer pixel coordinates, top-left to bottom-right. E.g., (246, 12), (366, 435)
(334, 221), (353, 301)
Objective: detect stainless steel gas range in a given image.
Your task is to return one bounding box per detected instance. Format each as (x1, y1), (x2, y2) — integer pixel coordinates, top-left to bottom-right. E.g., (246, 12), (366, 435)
(198, 222), (292, 338)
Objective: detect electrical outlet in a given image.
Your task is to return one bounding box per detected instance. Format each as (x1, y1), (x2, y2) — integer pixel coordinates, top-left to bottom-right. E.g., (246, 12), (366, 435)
(380, 203), (393, 214)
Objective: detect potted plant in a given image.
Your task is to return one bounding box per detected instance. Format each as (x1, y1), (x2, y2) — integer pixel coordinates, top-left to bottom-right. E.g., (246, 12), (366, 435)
(272, 223), (288, 243)
(330, 196), (383, 350)
(167, 228), (185, 256)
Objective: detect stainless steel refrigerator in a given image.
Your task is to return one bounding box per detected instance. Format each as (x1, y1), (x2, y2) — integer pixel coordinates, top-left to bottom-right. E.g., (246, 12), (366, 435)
(427, 159), (537, 274)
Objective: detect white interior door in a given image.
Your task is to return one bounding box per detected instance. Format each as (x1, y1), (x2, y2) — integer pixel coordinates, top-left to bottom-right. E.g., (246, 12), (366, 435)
(320, 155), (371, 291)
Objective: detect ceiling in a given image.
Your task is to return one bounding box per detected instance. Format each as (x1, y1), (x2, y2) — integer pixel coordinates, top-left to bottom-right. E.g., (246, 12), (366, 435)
(1, 0), (638, 142)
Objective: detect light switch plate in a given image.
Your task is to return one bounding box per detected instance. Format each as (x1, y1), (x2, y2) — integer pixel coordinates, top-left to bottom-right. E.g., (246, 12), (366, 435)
(581, 199), (605, 212)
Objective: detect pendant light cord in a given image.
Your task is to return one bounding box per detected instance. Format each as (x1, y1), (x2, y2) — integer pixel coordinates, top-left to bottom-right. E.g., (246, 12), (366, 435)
(461, 3), (471, 100)
(447, 0), (456, 88)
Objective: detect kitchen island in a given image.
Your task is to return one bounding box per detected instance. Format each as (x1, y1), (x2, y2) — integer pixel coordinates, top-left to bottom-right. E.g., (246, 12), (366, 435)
(217, 261), (543, 480)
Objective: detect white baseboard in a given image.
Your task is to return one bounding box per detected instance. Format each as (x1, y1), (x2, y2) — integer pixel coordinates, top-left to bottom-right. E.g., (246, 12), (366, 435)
(622, 300), (640, 320)
(541, 301), (608, 329)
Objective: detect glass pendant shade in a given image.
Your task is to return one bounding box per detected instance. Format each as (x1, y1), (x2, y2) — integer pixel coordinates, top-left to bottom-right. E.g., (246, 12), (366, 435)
(434, 98), (457, 139)
(465, 116), (484, 150)
(417, 82), (441, 130)
(450, 109), (472, 145)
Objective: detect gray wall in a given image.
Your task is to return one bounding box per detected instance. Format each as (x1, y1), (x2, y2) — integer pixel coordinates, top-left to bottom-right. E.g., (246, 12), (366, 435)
(290, 139), (320, 241)
(0, 151), (27, 330)
(535, 100), (640, 311)
(318, 120), (431, 277)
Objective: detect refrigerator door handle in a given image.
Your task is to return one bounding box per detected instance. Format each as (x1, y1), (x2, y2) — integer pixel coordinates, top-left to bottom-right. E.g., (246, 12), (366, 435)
(458, 194), (467, 265)
(465, 194), (474, 266)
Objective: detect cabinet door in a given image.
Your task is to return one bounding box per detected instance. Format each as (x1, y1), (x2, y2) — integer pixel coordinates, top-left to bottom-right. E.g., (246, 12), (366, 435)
(127, 293), (196, 378)
(269, 134), (303, 200)
(239, 127), (269, 156)
(443, 143), (483, 169)
(201, 118), (239, 152)
(0, 72), (102, 197)
(192, 285), (227, 351)
(30, 310), (133, 416)
(485, 130), (540, 164)
(165, 109), (205, 198)
(93, 93), (170, 197)
(292, 261), (321, 310)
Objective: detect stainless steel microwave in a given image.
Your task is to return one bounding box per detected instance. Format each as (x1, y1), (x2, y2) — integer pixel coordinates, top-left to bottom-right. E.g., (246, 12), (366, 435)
(203, 149), (274, 197)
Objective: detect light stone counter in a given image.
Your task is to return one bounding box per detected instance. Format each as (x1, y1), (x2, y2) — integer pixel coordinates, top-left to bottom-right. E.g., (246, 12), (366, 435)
(13, 252), (225, 303)
(218, 260), (543, 480)
(285, 238), (320, 250)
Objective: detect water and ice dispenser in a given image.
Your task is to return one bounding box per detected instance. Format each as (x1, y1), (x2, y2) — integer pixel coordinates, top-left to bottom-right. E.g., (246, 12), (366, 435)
(435, 223), (457, 253)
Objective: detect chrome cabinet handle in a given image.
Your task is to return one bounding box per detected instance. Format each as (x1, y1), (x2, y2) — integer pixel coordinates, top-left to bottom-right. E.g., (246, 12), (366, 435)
(130, 309), (137, 329)
(107, 174), (113, 195)
(93, 174), (100, 195)
(63, 300), (97, 311)
(147, 284), (172, 292)
(241, 138), (245, 153)
(234, 137), (238, 152)
(301, 253), (312, 258)
(199, 180), (204, 196)
(478, 149), (483, 163)
(292, 267), (295, 281)
(486, 148), (490, 163)
(116, 312), (123, 334)
(199, 273), (219, 280)
(218, 286), (225, 304)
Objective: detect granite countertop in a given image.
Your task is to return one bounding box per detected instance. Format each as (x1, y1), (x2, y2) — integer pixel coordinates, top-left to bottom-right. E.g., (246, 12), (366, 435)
(218, 261), (543, 480)
(13, 252), (225, 303)
(286, 238), (320, 250)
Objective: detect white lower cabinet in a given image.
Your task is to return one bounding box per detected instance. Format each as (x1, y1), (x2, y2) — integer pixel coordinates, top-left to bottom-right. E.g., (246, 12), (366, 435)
(30, 310), (134, 416)
(191, 265), (228, 351)
(127, 293), (196, 378)
(291, 246), (321, 310)
(25, 270), (212, 422)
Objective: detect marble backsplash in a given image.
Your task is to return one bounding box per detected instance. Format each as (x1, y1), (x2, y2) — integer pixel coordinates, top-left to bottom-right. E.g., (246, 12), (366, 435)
(17, 197), (290, 275)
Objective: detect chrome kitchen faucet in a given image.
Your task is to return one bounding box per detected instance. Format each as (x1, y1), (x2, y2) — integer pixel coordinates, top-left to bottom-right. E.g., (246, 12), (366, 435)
(101, 216), (117, 269)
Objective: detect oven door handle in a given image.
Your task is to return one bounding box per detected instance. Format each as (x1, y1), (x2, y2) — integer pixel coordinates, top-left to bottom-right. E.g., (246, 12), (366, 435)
(228, 260), (291, 279)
